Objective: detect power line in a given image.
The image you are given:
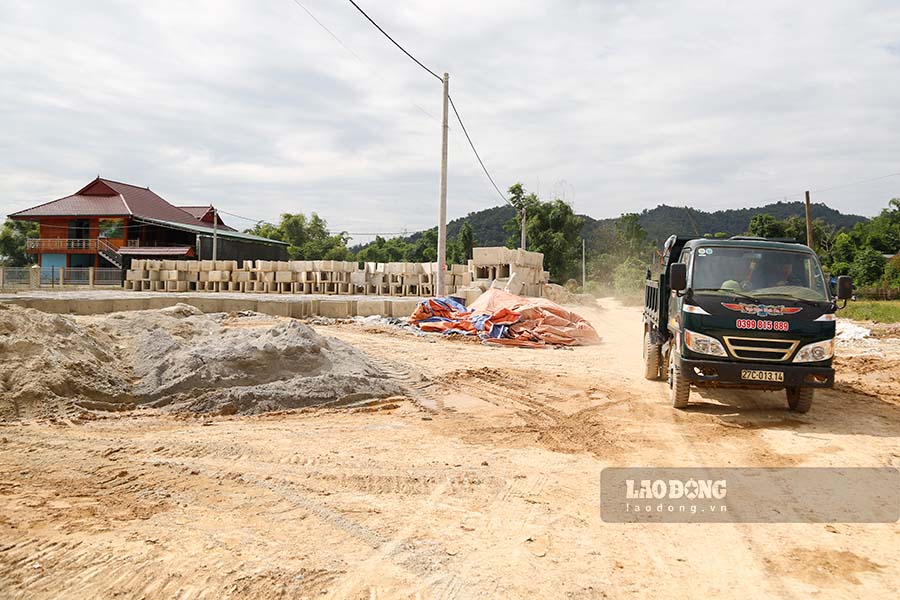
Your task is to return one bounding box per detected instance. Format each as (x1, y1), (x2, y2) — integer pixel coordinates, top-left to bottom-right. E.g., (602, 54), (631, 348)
(290, 0), (361, 61)
(286, 0), (438, 123)
(344, 0), (508, 204)
(812, 171), (900, 195)
(448, 95), (506, 203)
(346, 0), (442, 82)
(216, 208), (410, 237)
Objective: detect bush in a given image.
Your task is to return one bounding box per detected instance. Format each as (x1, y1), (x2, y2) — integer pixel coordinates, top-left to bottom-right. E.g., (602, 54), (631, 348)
(613, 256), (646, 298)
(828, 261), (852, 277)
(849, 248), (887, 286)
(885, 256), (900, 289)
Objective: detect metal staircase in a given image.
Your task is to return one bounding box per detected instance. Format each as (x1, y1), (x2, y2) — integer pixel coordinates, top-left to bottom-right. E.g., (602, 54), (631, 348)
(97, 238), (123, 269)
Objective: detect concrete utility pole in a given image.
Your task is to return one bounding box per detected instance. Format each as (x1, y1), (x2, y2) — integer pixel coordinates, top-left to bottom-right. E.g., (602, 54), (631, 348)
(520, 206), (526, 250)
(804, 190), (813, 250)
(436, 72), (449, 297)
(212, 206), (218, 261)
(582, 238), (586, 289)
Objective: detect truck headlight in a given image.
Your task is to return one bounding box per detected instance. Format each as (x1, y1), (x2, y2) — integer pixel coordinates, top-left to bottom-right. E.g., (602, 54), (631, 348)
(684, 329), (727, 357)
(793, 339), (834, 363)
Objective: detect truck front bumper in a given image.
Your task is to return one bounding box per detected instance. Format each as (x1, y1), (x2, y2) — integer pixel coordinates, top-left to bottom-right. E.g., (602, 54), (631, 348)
(680, 358), (834, 389)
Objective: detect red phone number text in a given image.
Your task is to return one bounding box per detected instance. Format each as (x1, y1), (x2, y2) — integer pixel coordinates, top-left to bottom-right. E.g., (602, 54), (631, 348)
(736, 319), (789, 331)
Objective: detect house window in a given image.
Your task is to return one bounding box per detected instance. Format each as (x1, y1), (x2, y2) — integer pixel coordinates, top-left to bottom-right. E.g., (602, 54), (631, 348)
(99, 218), (124, 239)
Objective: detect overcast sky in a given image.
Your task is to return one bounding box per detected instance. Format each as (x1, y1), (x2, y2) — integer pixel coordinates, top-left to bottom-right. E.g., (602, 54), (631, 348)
(2, 0), (899, 243)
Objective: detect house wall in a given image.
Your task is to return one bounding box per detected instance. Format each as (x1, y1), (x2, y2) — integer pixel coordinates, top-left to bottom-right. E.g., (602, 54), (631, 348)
(37, 216), (129, 248)
(35, 216), (129, 268)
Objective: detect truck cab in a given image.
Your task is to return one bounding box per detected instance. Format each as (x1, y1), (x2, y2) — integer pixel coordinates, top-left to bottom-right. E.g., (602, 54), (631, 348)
(643, 236), (852, 412)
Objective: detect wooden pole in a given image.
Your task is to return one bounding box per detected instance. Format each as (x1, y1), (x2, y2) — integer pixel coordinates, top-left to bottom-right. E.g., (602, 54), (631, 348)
(212, 206), (218, 262)
(582, 238), (586, 288)
(805, 190), (813, 249)
(520, 205), (526, 250)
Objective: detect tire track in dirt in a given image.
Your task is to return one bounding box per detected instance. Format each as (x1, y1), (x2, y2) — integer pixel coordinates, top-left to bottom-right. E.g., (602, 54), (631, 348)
(137, 457), (480, 599)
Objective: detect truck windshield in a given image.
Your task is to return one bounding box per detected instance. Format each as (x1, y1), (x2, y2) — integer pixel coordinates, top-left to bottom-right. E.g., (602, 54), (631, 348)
(691, 247), (829, 302)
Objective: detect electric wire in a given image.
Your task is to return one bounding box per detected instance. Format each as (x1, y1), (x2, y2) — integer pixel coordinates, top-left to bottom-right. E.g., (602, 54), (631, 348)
(287, 0), (439, 122)
(344, 0), (508, 204)
(346, 0), (442, 82)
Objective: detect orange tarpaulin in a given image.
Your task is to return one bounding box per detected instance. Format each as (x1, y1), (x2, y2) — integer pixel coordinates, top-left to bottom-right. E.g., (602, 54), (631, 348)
(410, 288), (601, 347)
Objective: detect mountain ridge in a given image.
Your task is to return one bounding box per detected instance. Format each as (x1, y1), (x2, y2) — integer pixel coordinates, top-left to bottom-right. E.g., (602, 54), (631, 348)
(350, 201), (868, 251)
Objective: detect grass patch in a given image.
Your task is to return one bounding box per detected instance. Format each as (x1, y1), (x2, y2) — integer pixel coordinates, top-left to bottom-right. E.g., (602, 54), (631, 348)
(841, 300), (900, 323)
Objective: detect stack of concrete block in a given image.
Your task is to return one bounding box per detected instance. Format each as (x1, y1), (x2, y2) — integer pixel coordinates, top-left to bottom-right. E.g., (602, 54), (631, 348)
(123, 249), (546, 298)
(124, 259), (442, 296)
(464, 247), (547, 297)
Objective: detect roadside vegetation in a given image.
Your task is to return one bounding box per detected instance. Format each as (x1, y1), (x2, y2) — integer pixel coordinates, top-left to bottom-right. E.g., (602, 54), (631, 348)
(841, 300), (900, 323)
(0, 220), (38, 267)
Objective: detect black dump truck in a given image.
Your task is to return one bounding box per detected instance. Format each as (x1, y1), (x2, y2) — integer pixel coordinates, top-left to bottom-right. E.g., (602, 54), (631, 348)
(643, 235), (853, 412)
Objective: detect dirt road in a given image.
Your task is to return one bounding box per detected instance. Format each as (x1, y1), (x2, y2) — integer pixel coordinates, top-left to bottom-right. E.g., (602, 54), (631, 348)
(1, 301), (899, 599)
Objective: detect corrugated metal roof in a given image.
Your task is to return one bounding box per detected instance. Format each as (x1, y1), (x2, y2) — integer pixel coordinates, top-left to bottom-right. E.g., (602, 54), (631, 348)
(118, 246), (194, 256)
(131, 215), (289, 245)
(9, 194), (129, 218)
(176, 205), (238, 231)
(101, 179), (203, 226)
(178, 206), (213, 219)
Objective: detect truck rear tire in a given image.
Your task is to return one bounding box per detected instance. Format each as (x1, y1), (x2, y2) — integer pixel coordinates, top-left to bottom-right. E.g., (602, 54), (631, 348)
(786, 387), (814, 413)
(668, 353), (691, 408)
(643, 331), (662, 380)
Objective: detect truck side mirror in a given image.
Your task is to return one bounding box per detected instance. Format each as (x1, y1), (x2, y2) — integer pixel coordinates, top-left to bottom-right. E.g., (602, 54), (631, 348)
(836, 275), (853, 300)
(669, 262), (687, 292)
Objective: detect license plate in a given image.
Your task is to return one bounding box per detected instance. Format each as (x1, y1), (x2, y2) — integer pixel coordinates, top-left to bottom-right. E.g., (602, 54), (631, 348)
(741, 369), (784, 382)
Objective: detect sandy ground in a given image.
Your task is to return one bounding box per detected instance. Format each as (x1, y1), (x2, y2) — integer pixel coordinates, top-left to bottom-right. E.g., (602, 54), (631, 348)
(1, 300), (899, 599)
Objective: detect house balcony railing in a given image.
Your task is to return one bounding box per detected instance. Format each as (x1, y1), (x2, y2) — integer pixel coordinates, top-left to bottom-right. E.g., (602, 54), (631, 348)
(25, 238), (105, 252)
(25, 239), (166, 252)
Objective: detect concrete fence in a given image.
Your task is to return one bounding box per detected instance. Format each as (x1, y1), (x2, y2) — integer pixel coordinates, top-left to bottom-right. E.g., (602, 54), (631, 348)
(0, 266), (123, 290)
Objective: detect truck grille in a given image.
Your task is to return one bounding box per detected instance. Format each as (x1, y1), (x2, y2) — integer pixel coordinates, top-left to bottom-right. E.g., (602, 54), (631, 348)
(722, 336), (800, 362)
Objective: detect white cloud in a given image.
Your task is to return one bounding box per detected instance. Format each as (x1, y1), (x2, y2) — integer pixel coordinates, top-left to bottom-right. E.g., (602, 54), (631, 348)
(1, 0), (899, 245)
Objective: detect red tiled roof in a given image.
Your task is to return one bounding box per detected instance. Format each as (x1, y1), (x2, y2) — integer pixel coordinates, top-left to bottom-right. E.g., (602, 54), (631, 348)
(9, 177), (219, 230)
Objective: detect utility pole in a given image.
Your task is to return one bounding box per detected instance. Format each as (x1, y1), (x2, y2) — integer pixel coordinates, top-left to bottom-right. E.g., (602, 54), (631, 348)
(520, 205), (526, 250)
(582, 238), (586, 289)
(212, 206), (218, 261)
(804, 190), (813, 250)
(436, 72), (449, 297)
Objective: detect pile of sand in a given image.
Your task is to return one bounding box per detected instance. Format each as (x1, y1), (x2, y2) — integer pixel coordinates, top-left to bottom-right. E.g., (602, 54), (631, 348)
(0, 303), (403, 420)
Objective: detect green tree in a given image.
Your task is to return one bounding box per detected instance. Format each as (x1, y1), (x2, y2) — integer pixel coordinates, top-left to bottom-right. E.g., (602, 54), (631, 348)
(503, 196), (584, 281)
(831, 232), (855, 264)
(884, 256), (900, 288)
(0, 219), (38, 267)
(748, 214), (786, 238)
(849, 247), (887, 286)
(245, 212), (351, 261)
(828, 261), (852, 277)
(457, 220), (474, 262)
(586, 214), (655, 293)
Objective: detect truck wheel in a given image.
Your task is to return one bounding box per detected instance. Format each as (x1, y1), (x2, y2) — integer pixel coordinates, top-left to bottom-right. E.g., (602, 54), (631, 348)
(643, 331), (662, 380)
(669, 354), (691, 409)
(786, 387), (814, 413)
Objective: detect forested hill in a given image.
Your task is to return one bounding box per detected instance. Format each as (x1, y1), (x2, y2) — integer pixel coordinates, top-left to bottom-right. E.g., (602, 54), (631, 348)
(351, 200), (867, 252)
(611, 201), (868, 244)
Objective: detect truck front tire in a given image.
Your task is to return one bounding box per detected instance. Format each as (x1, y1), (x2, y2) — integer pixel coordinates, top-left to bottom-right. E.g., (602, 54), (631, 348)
(643, 331), (662, 380)
(786, 387), (814, 413)
(668, 352), (691, 408)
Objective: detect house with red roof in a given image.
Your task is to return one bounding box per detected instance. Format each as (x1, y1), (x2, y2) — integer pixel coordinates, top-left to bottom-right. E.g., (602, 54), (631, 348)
(8, 177), (288, 270)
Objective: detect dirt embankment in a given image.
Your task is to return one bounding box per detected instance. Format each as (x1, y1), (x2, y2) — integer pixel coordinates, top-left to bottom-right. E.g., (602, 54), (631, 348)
(0, 303), (402, 420)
